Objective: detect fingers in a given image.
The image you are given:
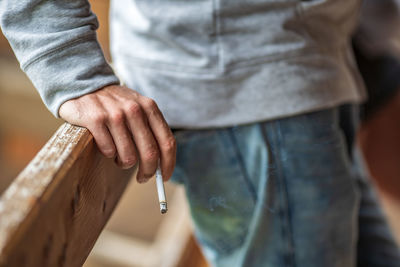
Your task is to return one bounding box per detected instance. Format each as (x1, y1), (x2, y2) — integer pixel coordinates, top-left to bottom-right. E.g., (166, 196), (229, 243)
(139, 97), (176, 181)
(124, 102), (160, 183)
(59, 85), (176, 183)
(89, 121), (116, 159)
(70, 98), (117, 159)
(106, 109), (138, 169)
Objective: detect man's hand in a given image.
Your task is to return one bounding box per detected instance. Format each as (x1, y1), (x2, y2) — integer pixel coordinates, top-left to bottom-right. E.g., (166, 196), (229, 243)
(59, 85), (176, 183)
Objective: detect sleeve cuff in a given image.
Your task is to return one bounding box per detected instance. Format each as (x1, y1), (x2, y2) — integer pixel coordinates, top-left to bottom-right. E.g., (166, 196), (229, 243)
(24, 34), (120, 118)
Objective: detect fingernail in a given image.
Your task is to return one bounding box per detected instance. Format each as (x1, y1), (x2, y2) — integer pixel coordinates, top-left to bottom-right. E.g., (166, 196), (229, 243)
(137, 177), (150, 184)
(144, 173), (154, 179)
(122, 164), (134, 170)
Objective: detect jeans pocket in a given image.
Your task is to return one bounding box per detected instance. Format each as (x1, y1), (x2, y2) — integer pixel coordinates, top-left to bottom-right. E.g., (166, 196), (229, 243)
(175, 130), (256, 255)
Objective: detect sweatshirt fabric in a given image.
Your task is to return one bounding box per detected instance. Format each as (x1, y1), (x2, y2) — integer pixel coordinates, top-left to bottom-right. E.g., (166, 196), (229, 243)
(0, 0), (366, 128)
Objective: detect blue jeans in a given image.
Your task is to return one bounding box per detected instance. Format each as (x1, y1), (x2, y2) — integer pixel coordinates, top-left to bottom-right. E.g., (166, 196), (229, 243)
(171, 106), (400, 267)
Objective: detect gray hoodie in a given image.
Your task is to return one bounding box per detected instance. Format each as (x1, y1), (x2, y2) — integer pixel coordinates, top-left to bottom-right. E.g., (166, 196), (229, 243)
(0, 0), (366, 128)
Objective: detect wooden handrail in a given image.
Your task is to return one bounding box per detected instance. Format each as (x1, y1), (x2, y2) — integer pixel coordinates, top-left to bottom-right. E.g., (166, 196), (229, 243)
(0, 123), (136, 266)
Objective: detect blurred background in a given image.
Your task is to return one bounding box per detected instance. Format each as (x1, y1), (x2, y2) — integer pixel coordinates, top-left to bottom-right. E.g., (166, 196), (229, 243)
(1, 0), (400, 266)
(0, 1), (207, 266)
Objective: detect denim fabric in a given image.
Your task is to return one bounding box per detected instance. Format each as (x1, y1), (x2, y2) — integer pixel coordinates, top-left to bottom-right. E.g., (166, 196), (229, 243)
(171, 106), (400, 267)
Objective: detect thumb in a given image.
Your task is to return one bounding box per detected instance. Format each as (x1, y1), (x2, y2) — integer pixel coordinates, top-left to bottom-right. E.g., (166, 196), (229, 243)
(59, 99), (80, 123)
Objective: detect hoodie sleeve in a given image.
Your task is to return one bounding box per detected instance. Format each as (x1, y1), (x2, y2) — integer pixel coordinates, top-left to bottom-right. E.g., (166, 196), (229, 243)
(0, 0), (120, 118)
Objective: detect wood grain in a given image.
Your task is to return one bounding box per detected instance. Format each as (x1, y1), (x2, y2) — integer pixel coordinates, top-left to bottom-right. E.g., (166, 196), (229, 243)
(0, 123), (136, 266)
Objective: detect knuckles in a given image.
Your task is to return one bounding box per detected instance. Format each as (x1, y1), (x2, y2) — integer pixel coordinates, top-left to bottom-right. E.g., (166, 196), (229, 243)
(90, 102), (145, 127)
(89, 98), (160, 126)
(141, 97), (157, 111)
(80, 93), (172, 172)
(143, 147), (159, 163)
(124, 102), (142, 118)
(162, 137), (177, 153)
(109, 110), (125, 124)
(92, 113), (107, 125)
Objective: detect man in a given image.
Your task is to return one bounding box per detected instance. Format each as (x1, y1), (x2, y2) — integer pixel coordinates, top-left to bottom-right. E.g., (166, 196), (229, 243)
(1, 0), (399, 266)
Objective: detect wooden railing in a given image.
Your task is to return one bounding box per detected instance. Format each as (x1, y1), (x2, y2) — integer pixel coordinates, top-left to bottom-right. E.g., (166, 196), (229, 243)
(0, 123), (136, 266)
(0, 122), (209, 267)
(2, 100), (400, 267)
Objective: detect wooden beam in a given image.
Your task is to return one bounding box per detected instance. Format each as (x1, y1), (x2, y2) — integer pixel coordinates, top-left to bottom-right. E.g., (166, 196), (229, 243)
(0, 123), (136, 267)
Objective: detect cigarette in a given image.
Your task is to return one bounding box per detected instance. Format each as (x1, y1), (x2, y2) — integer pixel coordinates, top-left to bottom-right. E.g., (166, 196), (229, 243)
(155, 166), (168, 214)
